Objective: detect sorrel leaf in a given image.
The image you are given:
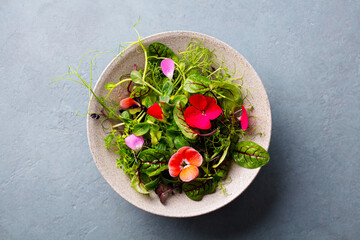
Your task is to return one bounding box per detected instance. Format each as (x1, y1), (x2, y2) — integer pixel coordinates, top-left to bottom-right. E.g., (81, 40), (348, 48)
(139, 149), (170, 176)
(130, 85), (150, 98)
(131, 173), (151, 194)
(233, 141), (270, 169)
(133, 123), (150, 136)
(173, 102), (198, 140)
(147, 42), (179, 62)
(183, 74), (211, 93)
(183, 179), (217, 201)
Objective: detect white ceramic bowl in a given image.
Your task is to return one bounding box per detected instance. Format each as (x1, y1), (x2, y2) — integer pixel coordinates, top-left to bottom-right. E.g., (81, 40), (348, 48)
(87, 31), (271, 217)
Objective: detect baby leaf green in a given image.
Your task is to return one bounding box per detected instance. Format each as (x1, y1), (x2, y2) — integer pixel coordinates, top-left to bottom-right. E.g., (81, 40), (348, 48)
(183, 179), (217, 201)
(147, 42), (179, 62)
(131, 70), (143, 85)
(139, 149), (170, 177)
(133, 123), (150, 136)
(183, 74), (211, 93)
(173, 102), (198, 139)
(131, 174), (151, 194)
(232, 141), (270, 169)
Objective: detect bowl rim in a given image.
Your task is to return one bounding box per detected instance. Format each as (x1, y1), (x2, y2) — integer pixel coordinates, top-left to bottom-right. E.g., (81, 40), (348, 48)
(87, 30), (272, 217)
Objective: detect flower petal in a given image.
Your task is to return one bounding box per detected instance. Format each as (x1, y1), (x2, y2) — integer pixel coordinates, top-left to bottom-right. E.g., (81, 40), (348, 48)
(161, 58), (175, 80)
(205, 96), (216, 105)
(120, 97), (140, 109)
(124, 134), (144, 152)
(177, 146), (191, 156)
(205, 102), (222, 120)
(183, 148), (203, 167)
(147, 103), (164, 120)
(168, 152), (183, 177)
(189, 94), (207, 111)
(179, 165), (199, 182)
(240, 105), (248, 130)
(184, 106), (211, 130)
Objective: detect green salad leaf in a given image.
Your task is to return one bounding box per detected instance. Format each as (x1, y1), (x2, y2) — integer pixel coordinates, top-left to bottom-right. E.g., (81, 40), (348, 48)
(233, 141), (270, 169)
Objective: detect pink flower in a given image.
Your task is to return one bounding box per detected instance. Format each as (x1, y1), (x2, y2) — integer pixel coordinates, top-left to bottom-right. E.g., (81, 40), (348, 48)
(125, 134), (144, 152)
(238, 105), (248, 130)
(147, 103), (165, 120)
(184, 95), (222, 130)
(161, 58), (175, 80)
(168, 147), (203, 182)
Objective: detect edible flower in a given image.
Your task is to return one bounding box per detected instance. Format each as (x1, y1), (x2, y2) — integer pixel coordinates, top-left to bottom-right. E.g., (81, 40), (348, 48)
(161, 58), (175, 80)
(168, 147), (203, 182)
(120, 97), (140, 109)
(147, 102), (165, 120)
(238, 105), (248, 130)
(125, 134), (144, 152)
(184, 94), (222, 130)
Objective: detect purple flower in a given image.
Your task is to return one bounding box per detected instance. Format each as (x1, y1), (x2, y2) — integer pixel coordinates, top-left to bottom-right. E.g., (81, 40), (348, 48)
(125, 134), (144, 152)
(161, 58), (175, 80)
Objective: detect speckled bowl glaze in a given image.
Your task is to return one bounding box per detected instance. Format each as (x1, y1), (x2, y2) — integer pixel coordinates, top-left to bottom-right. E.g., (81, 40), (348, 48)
(87, 31), (271, 218)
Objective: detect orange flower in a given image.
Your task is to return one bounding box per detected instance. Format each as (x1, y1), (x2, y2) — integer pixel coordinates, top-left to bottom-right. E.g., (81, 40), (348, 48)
(168, 147), (203, 182)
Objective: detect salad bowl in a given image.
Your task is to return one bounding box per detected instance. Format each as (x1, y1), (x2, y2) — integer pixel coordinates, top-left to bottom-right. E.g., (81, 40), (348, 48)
(87, 31), (271, 217)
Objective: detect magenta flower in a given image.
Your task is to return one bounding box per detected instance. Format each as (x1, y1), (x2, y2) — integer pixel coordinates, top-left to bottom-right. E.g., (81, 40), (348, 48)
(125, 134), (144, 152)
(238, 105), (248, 130)
(184, 94), (222, 130)
(161, 58), (175, 80)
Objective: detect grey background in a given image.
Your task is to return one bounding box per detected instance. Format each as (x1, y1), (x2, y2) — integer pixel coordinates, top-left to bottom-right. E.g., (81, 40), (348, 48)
(1, 0), (359, 239)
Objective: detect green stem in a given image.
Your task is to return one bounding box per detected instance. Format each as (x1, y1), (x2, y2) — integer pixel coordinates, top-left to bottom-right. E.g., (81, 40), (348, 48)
(104, 78), (132, 100)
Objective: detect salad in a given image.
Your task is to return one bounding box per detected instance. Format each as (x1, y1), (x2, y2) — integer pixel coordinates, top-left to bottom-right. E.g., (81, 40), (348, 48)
(54, 35), (270, 203)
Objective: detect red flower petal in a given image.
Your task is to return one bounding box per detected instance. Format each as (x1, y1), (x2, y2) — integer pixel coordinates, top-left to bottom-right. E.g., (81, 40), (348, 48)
(120, 97), (140, 109)
(177, 146), (191, 156)
(183, 148), (203, 167)
(205, 102), (222, 120)
(179, 165), (199, 182)
(189, 94), (207, 111)
(184, 106), (211, 130)
(205, 96), (216, 105)
(240, 105), (248, 130)
(168, 151), (183, 177)
(147, 103), (164, 120)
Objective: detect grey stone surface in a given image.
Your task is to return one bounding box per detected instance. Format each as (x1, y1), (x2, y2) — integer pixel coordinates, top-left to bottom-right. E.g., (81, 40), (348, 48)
(0, 0), (359, 239)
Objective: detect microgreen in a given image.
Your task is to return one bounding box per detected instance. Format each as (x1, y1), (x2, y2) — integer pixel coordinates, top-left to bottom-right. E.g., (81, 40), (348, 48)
(53, 28), (270, 203)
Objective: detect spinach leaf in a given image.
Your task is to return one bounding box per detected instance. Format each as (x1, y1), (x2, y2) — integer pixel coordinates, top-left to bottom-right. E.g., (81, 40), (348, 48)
(133, 123), (150, 136)
(162, 80), (174, 96)
(173, 135), (190, 149)
(215, 158), (231, 178)
(141, 93), (156, 108)
(171, 95), (188, 105)
(183, 179), (217, 201)
(183, 74), (211, 93)
(130, 70), (143, 85)
(150, 125), (161, 145)
(139, 149), (170, 177)
(173, 102), (198, 140)
(232, 141), (270, 168)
